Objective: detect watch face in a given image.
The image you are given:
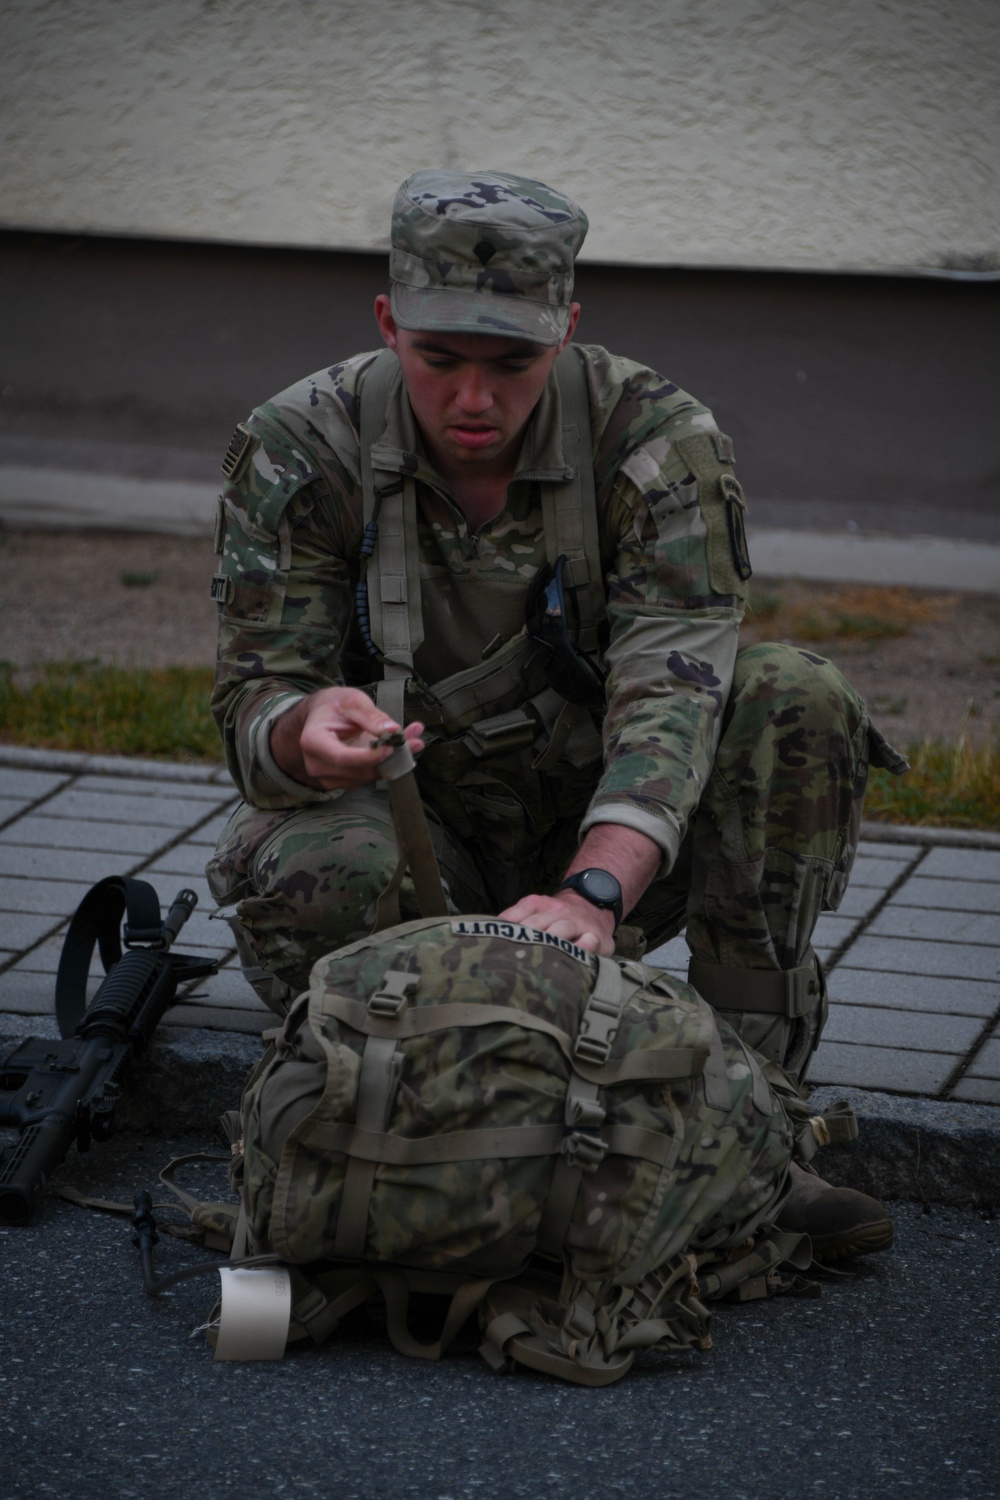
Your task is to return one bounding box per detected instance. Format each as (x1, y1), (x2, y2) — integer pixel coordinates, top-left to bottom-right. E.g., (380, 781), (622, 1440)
(579, 869), (621, 906)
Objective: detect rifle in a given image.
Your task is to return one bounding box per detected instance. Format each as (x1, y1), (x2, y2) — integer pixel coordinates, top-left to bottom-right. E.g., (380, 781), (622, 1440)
(0, 875), (218, 1225)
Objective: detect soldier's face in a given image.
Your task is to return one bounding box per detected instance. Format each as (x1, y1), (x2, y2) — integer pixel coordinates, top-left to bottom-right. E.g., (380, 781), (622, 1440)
(375, 296), (580, 474)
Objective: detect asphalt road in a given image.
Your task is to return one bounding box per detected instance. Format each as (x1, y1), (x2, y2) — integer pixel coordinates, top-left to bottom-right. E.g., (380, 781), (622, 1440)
(2, 1134), (997, 1500)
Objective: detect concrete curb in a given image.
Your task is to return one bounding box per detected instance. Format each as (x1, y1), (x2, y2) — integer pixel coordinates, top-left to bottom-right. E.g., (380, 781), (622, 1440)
(0, 744), (231, 784)
(2, 741), (997, 846)
(859, 820), (1000, 850)
(44, 1029), (1000, 1209)
(808, 1086), (1000, 1208)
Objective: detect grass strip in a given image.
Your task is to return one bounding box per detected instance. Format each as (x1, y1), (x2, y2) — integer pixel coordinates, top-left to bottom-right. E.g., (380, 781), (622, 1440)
(865, 736), (999, 831)
(1, 659), (997, 830)
(0, 660), (219, 763)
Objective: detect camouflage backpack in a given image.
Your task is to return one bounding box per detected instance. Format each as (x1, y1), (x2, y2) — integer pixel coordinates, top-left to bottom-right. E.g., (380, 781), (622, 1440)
(191, 913), (853, 1385)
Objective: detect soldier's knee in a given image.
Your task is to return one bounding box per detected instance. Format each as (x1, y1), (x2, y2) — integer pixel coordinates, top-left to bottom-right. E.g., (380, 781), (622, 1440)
(731, 641), (864, 738)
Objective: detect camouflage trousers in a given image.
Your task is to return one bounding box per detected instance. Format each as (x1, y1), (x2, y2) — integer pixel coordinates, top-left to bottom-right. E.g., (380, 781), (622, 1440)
(207, 643), (904, 1079)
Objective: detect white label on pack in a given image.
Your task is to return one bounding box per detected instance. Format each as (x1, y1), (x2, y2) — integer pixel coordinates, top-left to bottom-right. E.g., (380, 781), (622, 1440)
(214, 1267), (292, 1361)
(450, 918), (594, 967)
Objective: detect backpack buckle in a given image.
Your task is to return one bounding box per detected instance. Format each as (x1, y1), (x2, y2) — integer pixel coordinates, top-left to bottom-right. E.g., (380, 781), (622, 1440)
(368, 970), (417, 1019)
(563, 1130), (608, 1174)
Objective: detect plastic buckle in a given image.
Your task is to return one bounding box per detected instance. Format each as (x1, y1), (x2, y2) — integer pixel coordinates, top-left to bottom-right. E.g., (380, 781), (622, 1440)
(563, 1130), (608, 1174)
(466, 712), (537, 758)
(785, 968), (819, 1019)
(574, 1034), (612, 1066)
(368, 971), (417, 1019)
(566, 1096), (605, 1130)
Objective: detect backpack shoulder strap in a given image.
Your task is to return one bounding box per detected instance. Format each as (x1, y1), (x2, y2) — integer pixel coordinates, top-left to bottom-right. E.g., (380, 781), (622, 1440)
(359, 348), (423, 723)
(549, 346), (605, 653)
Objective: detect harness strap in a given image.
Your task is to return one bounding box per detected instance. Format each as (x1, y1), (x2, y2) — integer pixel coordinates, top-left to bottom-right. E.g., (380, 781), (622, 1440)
(379, 736), (449, 920)
(688, 952), (823, 1020)
(359, 349), (423, 723)
(548, 348), (603, 654)
(535, 956), (629, 1258)
(333, 969), (414, 1260)
(358, 345), (605, 737)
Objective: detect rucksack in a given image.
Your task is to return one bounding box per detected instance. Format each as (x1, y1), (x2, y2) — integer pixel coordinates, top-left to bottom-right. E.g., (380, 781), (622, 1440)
(161, 914), (854, 1385)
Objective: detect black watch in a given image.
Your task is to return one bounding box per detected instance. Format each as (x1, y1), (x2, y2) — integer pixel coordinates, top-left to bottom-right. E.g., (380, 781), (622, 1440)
(554, 869), (623, 930)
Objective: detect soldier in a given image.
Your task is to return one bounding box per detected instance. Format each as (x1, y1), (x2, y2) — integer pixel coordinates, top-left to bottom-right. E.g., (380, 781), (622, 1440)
(207, 169), (906, 1259)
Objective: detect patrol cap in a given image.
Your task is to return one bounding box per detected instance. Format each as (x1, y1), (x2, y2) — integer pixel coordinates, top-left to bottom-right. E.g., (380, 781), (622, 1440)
(389, 169), (588, 346)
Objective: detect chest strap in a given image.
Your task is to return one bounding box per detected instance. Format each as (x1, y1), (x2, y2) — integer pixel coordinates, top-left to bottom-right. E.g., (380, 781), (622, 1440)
(359, 350), (423, 724)
(548, 349), (603, 655)
(358, 346), (605, 732)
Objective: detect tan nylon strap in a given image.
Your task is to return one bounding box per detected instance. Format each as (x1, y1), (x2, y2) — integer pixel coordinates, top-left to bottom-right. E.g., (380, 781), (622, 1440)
(699, 999), (734, 1112)
(310, 1116), (684, 1172)
(380, 739), (449, 919)
(696, 1229), (812, 1299)
(320, 988), (700, 1085)
(738, 1037), (775, 1118)
(321, 991), (574, 1050)
(324, 985), (707, 1094)
(688, 954), (821, 1019)
(549, 348), (604, 653)
(358, 348), (423, 719)
(375, 1269), (495, 1361)
(230, 1201), (249, 1260)
(796, 1101), (859, 1162)
(597, 1048), (707, 1083)
(312, 1120), (567, 1166)
(333, 1032), (401, 1260)
(531, 699), (588, 773)
(535, 956), (626, 1258)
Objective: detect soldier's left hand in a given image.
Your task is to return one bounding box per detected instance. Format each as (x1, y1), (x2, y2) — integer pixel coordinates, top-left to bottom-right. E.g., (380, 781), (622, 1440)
(498, 891), (617, 957)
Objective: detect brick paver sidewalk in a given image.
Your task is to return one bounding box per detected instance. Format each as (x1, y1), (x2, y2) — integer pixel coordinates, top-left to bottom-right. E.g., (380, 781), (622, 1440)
(2, 750), (998, 1104)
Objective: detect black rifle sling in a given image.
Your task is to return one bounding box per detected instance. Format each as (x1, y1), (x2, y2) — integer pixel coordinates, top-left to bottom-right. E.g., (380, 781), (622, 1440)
(55, 876), (164, 1038)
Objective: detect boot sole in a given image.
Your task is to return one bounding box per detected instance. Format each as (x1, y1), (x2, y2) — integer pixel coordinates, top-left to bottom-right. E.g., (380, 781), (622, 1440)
(809, 1219), (894, 1263)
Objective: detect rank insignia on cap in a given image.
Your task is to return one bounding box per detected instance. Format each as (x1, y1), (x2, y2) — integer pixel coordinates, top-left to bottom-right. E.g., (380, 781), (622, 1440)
(720, 474), (752, 581)
(221, 423), (257, 482)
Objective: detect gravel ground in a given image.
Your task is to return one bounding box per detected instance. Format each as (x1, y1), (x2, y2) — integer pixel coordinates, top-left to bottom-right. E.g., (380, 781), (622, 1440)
(2, 528), (998, 746)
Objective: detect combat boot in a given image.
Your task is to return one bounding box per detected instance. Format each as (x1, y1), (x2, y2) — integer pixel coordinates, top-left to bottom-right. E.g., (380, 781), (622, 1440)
(776, 1161), (893, 1262)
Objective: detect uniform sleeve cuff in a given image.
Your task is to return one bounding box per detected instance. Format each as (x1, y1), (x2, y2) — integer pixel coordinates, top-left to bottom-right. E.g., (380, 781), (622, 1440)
(244, 695), (344, 807)
(578, 804), (682, 879)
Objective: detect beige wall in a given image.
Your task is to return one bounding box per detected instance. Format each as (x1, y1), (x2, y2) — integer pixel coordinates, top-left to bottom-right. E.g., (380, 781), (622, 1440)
(2, 0), (998, 272)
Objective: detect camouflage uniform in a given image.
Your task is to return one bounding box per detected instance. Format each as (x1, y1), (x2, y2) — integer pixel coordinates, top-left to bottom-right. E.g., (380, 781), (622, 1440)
(207, 171), (905, 1082)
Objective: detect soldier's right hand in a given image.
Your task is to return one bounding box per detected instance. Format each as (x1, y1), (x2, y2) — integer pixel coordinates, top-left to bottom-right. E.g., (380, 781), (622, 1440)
(270, 686), (425, 791)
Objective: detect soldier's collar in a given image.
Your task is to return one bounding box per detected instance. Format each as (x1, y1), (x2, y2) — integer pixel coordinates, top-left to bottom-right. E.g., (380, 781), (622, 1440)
(371, 364), (575, 493)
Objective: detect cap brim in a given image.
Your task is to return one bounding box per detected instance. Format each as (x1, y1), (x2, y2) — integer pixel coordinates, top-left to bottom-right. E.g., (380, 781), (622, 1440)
(391, 283), (568, 347)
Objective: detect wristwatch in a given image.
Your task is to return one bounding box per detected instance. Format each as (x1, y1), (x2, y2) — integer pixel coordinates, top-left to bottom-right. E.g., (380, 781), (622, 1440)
(554, 869), (623, 930)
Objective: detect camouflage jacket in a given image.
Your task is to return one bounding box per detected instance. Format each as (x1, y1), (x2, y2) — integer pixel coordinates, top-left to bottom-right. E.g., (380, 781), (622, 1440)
(211, 343), (751, 872)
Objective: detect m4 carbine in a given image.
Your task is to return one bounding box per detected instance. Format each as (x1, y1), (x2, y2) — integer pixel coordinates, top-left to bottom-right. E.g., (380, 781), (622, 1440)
(0, 875), (217, 1225)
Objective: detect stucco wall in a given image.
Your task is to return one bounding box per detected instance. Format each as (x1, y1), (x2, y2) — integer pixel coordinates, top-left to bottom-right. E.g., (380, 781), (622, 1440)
(2, 0), (998, 271)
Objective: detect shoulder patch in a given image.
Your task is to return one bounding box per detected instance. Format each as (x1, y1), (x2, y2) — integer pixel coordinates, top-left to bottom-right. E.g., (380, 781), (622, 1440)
(721, 474), (753, 581)
(712, 432), (735, 463)
(672, 432), (752, 601)
(221, 422), (258, 482)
